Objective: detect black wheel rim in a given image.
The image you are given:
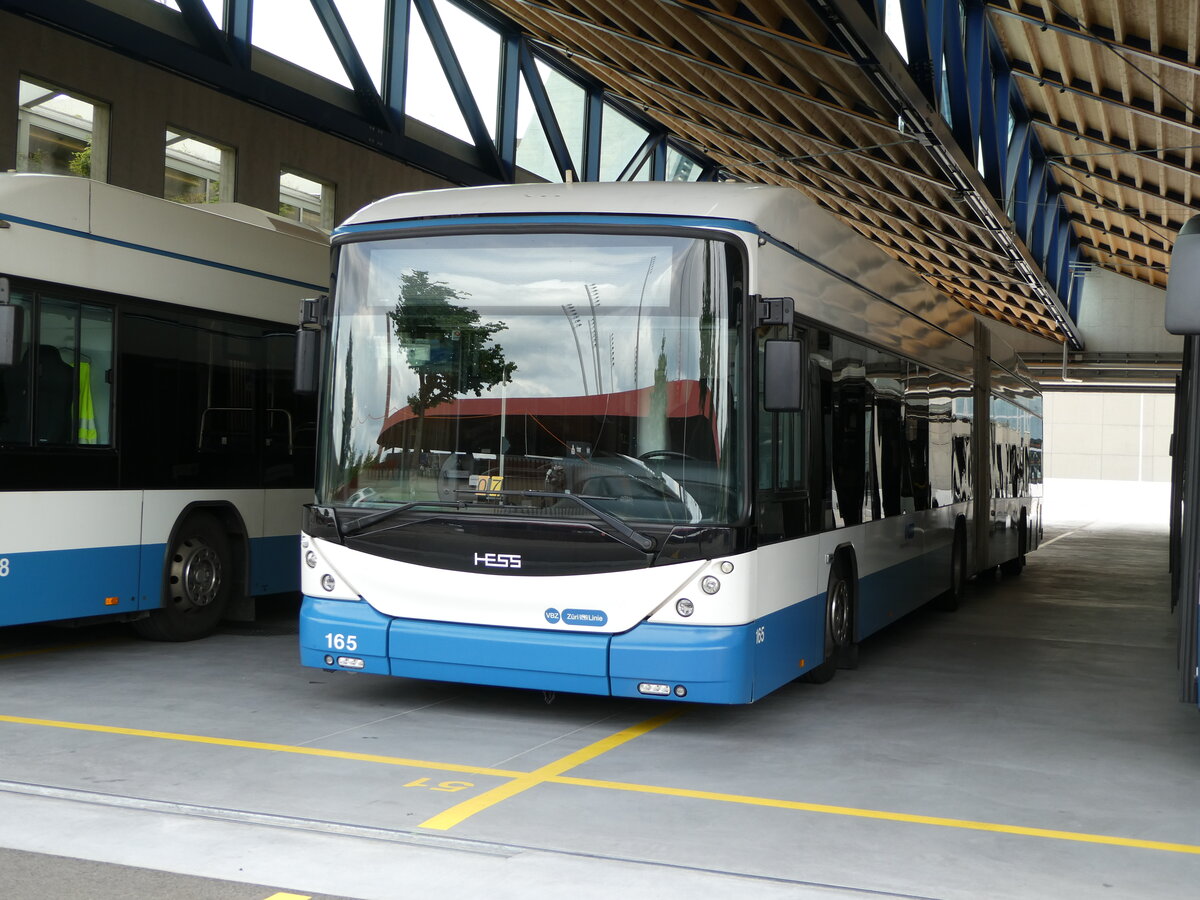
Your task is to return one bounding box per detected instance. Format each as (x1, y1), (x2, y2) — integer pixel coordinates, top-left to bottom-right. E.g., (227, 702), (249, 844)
(170, 537), (222, 610)
(829, 577), (851, 646)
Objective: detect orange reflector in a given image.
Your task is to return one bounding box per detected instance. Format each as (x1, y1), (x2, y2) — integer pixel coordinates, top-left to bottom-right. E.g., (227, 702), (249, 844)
(104, 597), (119, 606)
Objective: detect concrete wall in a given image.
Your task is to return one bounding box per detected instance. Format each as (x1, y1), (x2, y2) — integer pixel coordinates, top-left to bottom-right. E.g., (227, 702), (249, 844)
(1042, 392), (1175, 525)
(1044, 392), (1173, 483)
(0, 13), (453, 224)
(1075, 268), (1182, 354)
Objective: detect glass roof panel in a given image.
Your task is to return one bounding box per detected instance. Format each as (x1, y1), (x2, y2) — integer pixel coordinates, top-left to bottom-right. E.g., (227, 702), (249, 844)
(434, 0), (500, 140)
(334, 0), (387, 92)
(406, 5), (472, 143)
(252, 0), (352, 88)
(515, 76), (562, 182)
(599, 105), (647, 181)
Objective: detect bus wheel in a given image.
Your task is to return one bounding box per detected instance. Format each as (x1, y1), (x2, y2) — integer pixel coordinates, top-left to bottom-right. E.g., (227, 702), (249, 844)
(935, 525), (967, 611)
(1001, 512), (1027, 576)
(804, 556), (855, 683)
(133, 513), (233, 642)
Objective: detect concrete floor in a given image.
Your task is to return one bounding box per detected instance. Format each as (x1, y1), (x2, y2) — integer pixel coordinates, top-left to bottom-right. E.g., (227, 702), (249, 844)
(0, 520), (1197, 899)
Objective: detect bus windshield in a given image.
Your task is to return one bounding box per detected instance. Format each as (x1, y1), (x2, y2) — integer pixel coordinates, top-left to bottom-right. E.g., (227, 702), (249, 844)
(319, 230), (744, 526)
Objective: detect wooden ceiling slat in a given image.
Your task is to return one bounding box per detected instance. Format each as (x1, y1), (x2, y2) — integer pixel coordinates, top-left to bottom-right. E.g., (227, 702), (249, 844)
(481, 0), (1193, 341)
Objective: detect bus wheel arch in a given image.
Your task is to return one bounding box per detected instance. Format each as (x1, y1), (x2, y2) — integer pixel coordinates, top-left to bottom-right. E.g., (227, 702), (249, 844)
(133, 504), (247, 642)
(803, 546), (859, 684)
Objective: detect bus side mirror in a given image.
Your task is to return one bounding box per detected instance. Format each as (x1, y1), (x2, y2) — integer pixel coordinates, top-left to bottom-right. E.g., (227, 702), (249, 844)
(0, 278), (21, 367)
(1166, 215), (1200, 334)
(763, 339), (805, 412)
(294, 294), (327, 395)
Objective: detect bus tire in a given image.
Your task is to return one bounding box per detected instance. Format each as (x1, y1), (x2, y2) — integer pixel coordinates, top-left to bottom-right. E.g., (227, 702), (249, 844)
(934, 523), (967, 611)
(804, 555), (855, 684)
(133, 513), (233, 642)
(1001, 511), (1027, 576)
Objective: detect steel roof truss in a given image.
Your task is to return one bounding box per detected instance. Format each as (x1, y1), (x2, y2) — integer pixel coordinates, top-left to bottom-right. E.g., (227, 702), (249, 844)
(383, 0), (412, 119)
(311, 0), (400, 134)
(174, 0), (237, 65)
(517, 41), (578, 180)
(414, 0), (506, 179)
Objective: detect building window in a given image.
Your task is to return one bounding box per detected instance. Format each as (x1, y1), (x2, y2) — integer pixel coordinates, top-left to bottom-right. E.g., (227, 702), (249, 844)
(279, 170), (335, 231)
(165, 129), (235, 204)
(17, 78), (109, 181)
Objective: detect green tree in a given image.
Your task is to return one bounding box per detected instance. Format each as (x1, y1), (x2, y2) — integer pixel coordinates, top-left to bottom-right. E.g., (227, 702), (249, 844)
(389, 270), (514, 460)
(68, 145), (91, 178)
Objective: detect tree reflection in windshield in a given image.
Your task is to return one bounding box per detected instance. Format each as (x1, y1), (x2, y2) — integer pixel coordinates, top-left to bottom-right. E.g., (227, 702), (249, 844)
(387, 269), (514, 479)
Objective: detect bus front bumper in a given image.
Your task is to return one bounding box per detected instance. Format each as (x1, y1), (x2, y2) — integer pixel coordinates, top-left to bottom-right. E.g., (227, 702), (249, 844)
(299, 596), (758, 704)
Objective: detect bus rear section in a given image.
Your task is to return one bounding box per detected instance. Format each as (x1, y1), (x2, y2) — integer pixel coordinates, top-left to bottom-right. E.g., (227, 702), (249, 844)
(0, 174), (326, 638)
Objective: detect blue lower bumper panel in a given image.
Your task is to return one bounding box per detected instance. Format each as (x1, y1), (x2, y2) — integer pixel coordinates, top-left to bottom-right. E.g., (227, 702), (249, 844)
(299, 596), (392, 675)
(389, 617), (611, 694)
(299, 597), (776, 702)
(609, 624), (754, 704)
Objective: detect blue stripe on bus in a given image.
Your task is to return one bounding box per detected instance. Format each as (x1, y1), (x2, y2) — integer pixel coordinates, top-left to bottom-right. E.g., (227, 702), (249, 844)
(0, 544), (147, 626)
(249, 534), (300, 595)
(0, 534), (302, 629)
(333, 213), (761, 238)
(855, 548), (952, 639)
(0, 212), (327, 292)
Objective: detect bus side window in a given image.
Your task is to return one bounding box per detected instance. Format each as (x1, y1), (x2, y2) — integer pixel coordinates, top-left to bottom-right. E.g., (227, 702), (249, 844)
(0, 293), (33, 444)
(0, 293), (113, 447)
(38, 298), (114, 446)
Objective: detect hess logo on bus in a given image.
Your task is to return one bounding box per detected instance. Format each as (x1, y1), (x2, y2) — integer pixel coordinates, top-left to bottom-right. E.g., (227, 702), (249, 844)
(474, 552), (522, 569)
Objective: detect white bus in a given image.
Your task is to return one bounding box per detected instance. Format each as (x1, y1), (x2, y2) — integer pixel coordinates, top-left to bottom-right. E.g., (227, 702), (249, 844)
(0, 174), (327, 640)
(295, 181), (1041, 703)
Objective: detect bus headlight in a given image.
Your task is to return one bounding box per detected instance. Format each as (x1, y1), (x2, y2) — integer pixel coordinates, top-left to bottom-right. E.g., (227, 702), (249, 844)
(676, 597), (694, 617)
(321, 574), (336, 592)
(305, 551), (318, 568)
(700, 575), (720, 595)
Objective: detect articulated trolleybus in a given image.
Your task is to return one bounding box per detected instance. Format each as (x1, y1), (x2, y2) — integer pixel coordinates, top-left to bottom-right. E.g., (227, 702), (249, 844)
(296, 181), (1041, 703)
(0, 174), (327, 640)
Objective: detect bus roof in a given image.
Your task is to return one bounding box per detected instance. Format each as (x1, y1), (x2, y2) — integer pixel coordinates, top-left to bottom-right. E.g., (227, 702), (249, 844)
(0, 173), (328, 314)
(342, 181), (810, 234)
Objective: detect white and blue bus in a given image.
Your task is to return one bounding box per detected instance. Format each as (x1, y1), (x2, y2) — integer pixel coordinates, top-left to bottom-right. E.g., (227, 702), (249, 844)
(0, 173), (327, 640)
(295, 182), (1041, 703)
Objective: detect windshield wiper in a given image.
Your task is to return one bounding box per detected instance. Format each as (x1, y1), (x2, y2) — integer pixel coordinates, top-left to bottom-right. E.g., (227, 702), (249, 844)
(339, 500), (467, 538)
(461, 488), (656, 553)
(335, 492), (656, 554)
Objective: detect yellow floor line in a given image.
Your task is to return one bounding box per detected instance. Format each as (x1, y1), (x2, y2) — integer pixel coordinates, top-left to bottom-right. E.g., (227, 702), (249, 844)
(0, 714), (521, 779)
(419, 710), (681, 831)
(3, 712), (1198, 855)
(549, 775), (1200, 855)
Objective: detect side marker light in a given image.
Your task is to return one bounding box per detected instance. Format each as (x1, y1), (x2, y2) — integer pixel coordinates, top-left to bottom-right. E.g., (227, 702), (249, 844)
(637, 682), (671, 696)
